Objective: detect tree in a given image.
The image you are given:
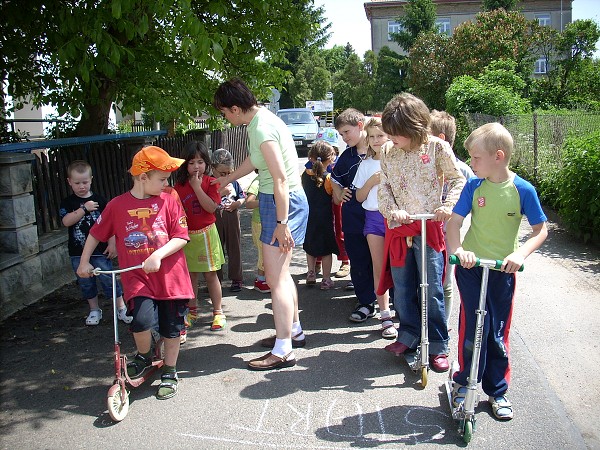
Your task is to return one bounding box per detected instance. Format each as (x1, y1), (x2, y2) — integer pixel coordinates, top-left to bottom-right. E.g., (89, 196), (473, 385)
(372, 46), (407, 111)
(391, 0), (437, 53)
(482, 0), (517, 11)
(332, 53), (372, 112)
(1, 0), (324, 136)
(288, 50), (331, 107)
(322, 46), (348, 74)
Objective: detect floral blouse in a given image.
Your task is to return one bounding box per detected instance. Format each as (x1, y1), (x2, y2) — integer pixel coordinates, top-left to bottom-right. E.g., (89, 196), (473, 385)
(378, 135), (465, 222)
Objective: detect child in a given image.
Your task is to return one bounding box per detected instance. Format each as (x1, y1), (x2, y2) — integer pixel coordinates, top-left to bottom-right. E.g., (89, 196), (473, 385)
(331, 109), (376, 322)
(212, 148), (246, 292)
(59, 160), (132, 326)
(302, 140), (339, 290)
(447, 122), (548, 420)
(315, 128), (350, 279)
(378, 93), (465, 373)
(174, 141), (226, 333)
(76, 146), (193, 400)
(245, 171), (270, 293)
(429, 110), (475, 322)
(352, 118), (396, 339)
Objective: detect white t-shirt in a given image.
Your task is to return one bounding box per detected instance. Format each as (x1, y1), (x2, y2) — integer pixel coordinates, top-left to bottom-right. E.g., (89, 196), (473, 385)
(352, 157), (381, 211)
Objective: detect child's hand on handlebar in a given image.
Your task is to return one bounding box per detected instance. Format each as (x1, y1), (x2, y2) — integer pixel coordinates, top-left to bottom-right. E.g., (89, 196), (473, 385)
(501, 252), (525, 273)
(142, 254), (162, 273)
(433, 206), (451, 222)
(77, 262), (95, 278)
(453, 249), (477, 269)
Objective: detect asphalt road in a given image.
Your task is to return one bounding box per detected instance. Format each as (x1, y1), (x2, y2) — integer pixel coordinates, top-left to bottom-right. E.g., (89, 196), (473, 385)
(1, 172), (598, 449)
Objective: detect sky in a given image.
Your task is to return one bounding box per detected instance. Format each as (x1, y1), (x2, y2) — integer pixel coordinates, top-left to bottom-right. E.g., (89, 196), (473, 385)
(318, 0), (600, 57)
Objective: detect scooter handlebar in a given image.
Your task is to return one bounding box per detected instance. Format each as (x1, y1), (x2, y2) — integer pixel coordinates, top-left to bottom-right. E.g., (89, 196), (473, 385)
(449, 254), (524, 272)
(92, 263), (144, 276)
(408, 214), (435, 220)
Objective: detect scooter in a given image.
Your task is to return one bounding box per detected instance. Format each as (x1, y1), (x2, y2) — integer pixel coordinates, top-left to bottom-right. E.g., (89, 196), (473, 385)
(445, 255), (523, 443)
(403, 213), (435, 388)
(92, 264), (164, 422)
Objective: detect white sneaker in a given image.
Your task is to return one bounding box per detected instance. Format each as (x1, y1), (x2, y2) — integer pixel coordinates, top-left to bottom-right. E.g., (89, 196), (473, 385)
(117, 307), (133, 324)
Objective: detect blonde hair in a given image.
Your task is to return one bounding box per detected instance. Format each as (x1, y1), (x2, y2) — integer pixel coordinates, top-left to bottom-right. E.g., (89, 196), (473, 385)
(464, 122), (513, 162)
(364, 117), (384, 158)
(381, 93), (430, 148)
(430, 110), (456, 148)
(335, 108), (365, 129)
(67, 160), (92, 178)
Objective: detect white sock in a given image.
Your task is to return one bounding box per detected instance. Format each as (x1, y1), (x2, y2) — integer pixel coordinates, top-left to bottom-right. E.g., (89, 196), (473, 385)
(272, 338), (293, 357)
(291, 321), (304, 339)
(381, 309), (391, 320)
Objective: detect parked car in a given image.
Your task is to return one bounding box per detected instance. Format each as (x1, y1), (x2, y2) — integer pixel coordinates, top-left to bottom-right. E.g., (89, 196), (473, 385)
(276, 108), (319, 155)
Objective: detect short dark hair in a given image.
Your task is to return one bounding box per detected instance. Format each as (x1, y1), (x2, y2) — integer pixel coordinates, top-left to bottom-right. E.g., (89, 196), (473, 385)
(335, 108), (365, 129)
(175, 141), (212, 185)
(213, 78), (258, 112)
(381, 93), (430, 148)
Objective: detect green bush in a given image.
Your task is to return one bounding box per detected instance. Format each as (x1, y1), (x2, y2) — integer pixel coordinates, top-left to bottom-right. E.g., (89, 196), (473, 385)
(552, 132), (600, 243)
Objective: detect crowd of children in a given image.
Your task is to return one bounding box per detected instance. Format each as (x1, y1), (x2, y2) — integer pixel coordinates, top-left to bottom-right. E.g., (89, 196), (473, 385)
(68, 83), (547, 419)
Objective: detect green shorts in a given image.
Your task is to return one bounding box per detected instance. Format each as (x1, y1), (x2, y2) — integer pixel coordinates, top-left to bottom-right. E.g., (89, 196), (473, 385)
(183, 223), (225, 273)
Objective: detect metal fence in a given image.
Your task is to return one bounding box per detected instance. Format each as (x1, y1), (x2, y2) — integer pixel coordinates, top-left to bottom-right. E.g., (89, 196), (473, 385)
(465, 112), (600, 183)
(1, 126), (248, 236)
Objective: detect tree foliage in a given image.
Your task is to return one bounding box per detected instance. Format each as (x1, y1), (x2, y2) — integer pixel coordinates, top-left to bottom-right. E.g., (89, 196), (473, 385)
(482, 0), (517, 11)
(391, 0), (437, 52)
(1, 0), (325, 136)
(372, 47), (407, 111)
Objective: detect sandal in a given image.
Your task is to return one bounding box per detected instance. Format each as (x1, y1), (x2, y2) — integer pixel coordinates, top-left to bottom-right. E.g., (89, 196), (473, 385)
(127, 353), (152, 379)
(210, 314), (227, 331)
(489, 395), (514, 420)
(156, 372), (178, 400)
(452, 384), (468, 408)
(86, 309), (102, 326)
(185, 307), (198, 328)
(349, 304), (375, 323)
(380, 318), (397, 339)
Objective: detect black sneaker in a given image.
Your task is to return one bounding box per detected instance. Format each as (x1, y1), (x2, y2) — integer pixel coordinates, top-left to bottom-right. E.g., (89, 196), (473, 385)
(127, 353), (152, 379)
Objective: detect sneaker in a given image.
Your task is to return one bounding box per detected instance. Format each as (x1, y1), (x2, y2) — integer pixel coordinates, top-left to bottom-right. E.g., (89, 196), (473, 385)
(335, 262), (350, 278)
(306, 270), (316, 285)
(345, 281), (354, 291)
(116, 307), (133, 324)
(179, 328), (187, 345)
(254, 278), (271, 293)
(85, 309), (102, 326)
(127, 353), (152, 379)
(349, 304), (375, 322)
(429, 354), (450, 372)
(489, 394), (514, 420)
(230, 280), (243, 292)
(320, 278), (334, 290)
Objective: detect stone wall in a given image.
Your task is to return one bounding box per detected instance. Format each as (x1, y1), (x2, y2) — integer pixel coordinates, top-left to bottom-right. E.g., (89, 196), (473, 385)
(0, 153), (73, 321)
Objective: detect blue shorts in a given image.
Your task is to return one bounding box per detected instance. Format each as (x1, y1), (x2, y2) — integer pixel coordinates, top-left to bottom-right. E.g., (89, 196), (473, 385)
(71, 255), (123, 300)
(259, 189), (309, 247)
(129, 296), (188, 338)
(363, 210), (385, 237)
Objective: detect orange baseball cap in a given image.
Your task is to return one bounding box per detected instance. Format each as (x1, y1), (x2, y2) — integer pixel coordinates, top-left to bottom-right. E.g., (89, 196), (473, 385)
(129, 146), (185, 176)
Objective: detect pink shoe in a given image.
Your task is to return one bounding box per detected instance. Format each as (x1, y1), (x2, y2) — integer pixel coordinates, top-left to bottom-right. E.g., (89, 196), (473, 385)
(320, 278), (334, 290)
(384, 341), (410, 356)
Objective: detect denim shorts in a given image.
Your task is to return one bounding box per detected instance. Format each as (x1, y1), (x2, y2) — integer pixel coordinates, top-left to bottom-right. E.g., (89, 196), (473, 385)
(259, 189), (309, 247)
(363, 209), (386, 237)
(71, 255), (123, 300)
(129, 296), (188, 338)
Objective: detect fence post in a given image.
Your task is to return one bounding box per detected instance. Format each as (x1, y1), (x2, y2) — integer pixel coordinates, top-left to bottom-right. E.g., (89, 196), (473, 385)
(533, 112), (538, 183)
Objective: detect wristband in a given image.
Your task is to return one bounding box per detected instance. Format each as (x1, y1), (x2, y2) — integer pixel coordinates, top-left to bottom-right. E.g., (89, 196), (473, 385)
(276, 219), (288, 225)
(81, 205), (88, 214)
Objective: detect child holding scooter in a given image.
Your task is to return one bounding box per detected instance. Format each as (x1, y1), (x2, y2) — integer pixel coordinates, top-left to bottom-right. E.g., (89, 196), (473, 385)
(447, 122), (548, 421)
(377, 93), (465, 373)
(77, 146), (194, 400)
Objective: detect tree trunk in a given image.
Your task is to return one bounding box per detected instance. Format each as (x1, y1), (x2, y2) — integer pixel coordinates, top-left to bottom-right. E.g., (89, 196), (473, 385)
(74, 79), (116, 136)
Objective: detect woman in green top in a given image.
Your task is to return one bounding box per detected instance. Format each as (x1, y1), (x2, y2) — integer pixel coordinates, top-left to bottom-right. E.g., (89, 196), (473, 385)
(213, 78), (309, 370)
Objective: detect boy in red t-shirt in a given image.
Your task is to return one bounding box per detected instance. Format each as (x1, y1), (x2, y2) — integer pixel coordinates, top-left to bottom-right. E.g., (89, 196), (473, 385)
(77, 146), (193, 400)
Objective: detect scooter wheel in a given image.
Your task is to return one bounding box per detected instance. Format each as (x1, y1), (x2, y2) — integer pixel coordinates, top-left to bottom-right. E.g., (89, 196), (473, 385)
(421, 367), (428, 387)
(462, 419), (474, 443)
(107, 383), (129, 422)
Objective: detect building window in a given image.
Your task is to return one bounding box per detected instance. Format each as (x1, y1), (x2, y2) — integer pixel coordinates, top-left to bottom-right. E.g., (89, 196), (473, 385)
(436, 17), (451, 35)
(534, 57), (548, 74)
(536, 13), (551, 27)
(388, 21), (402, 41)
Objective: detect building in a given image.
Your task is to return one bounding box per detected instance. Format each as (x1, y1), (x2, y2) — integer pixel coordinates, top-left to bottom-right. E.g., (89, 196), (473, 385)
(364, 0), (573, 74)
